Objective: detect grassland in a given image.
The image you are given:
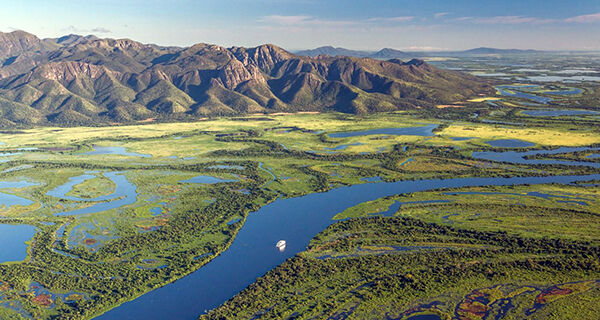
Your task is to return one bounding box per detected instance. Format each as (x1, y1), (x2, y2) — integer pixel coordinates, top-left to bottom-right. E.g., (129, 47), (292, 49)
(334, 183), (600, 243)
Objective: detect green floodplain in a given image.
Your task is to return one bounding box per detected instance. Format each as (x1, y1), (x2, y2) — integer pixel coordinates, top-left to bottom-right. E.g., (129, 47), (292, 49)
(0, 54), (600, 320)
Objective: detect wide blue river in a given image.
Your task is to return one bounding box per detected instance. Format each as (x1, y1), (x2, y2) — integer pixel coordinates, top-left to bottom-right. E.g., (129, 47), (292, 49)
(97, 147), (600, 319)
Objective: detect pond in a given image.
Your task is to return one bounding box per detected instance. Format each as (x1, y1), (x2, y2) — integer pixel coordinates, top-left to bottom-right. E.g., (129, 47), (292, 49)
(0, 224), (37, 263)
(486, 139), (535, 148)
(0, 152), (21, 157)
(97, 149), (600, 319)
(0, 181), (37, 208)
(526, 75), (600, 82)
(546, 88), (582, 95)
(472, 147), (600, 169)
(522, 109), (599, 117)
(553, 69), (599, 74)
(83, 146), (152, 158)
(207, 164), (245, 170)
(328, 124), (438, 138)
(360, 176), (382, 182)
(450, 137), (473, 141)
(324, 142), (364, 151)
(472, 72), (510, 77)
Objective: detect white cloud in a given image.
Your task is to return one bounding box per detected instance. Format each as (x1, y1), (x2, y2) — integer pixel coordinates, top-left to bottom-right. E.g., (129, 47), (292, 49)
(366, 16), (414, 23)
(455, 16), (555, 24)
(565, 12), (600, 23)
(259, 15), (414, 28)
(260, 15), (312, 26)
(434, 12), (450, 19)
(91, 27), (111, 34)
(453, 17), (473, 22)
(63, 25), (112, 34)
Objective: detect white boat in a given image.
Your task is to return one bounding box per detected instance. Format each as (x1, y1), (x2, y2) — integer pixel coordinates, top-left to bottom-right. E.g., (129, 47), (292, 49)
(276, 240), (286, 251)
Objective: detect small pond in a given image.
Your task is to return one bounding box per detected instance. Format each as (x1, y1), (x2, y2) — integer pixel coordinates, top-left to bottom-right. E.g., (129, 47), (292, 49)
(522, 109), (599, 117)
(0, 181), (37, 208)
(526, 75), (600, 82)
(83, 146), (152, 158)
(324, 143), (364, 151)
(0, 224), (37, 263)
(329, 124), (438, 138)
(207, 165), (245, 170)
(450, 137), (473, 141)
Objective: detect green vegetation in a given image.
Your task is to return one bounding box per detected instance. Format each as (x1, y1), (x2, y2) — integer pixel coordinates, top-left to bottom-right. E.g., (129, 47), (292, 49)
(201, 216), (600, 320)
(334, 183), (600, 243)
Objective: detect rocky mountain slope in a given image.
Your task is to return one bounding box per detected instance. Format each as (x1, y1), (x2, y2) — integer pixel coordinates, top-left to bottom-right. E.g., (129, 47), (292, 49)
(0, 30), (493, 126)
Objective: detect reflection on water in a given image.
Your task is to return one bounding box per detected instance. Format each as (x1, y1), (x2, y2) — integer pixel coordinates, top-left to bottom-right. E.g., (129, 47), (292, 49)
(329, 124), (438, 138)
(522, 109), (598, 117)
(51, 172), (138, 217)
(0, 224), (37, 263)
(0, 180), (37, 207)
(83, 146), (152, 158)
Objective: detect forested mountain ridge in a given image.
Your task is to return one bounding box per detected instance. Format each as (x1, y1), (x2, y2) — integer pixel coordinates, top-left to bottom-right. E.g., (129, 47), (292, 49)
(0, 30), (493, 126)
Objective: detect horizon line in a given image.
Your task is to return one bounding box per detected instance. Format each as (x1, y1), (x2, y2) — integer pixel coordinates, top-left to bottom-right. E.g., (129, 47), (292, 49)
(3, 29), (600, 53)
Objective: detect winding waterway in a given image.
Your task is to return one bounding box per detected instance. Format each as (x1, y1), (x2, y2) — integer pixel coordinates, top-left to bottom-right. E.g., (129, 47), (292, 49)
(51, 172), (138, 217)
(97, 147), (600, 320)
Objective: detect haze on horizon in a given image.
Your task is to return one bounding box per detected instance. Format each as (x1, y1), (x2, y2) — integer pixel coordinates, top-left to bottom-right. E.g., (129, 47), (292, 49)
(1, 0), (599, 51)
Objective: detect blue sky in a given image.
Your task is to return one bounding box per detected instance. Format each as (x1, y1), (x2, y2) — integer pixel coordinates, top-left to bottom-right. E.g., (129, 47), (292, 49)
(1, 0), (599, 50)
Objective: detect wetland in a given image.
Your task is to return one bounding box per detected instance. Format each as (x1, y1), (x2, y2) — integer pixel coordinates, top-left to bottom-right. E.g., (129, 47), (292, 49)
(0, 53), (600, 320)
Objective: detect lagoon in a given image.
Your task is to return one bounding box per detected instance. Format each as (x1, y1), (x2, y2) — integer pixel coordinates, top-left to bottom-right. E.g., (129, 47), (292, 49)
(0, 181), (37, 208)
(522, 109), (598, 117)
(329, 124), (438, 138)
(83, 146), (152, 158)
(0, 224), (37, 263)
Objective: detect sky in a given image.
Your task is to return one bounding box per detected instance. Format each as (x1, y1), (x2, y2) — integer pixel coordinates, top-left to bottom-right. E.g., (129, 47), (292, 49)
(1, 0), (600, 51)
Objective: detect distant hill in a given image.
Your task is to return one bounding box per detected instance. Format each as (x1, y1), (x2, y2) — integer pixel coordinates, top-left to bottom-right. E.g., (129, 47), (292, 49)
(295, 46), (416, 60)
(370, 48), (415, 59)
(294, 46), (372, 58)
(460, 47), (542, 55)
(0, 31), (493, 127)
(295, 46), (546, 59)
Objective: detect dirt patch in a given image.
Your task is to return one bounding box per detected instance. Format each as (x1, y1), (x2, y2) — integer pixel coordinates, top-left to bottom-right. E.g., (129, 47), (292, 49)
(83, 238), (98, 245)
(32, 294), (53, 307)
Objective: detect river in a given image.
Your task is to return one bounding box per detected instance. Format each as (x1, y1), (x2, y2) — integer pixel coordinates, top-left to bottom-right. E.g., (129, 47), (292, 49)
(96, 146), (600, 319)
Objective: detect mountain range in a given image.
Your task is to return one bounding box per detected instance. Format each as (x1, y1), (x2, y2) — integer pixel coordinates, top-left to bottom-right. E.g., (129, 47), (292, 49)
(294, 46), (543, 59)
(0, 30), (493, 127)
